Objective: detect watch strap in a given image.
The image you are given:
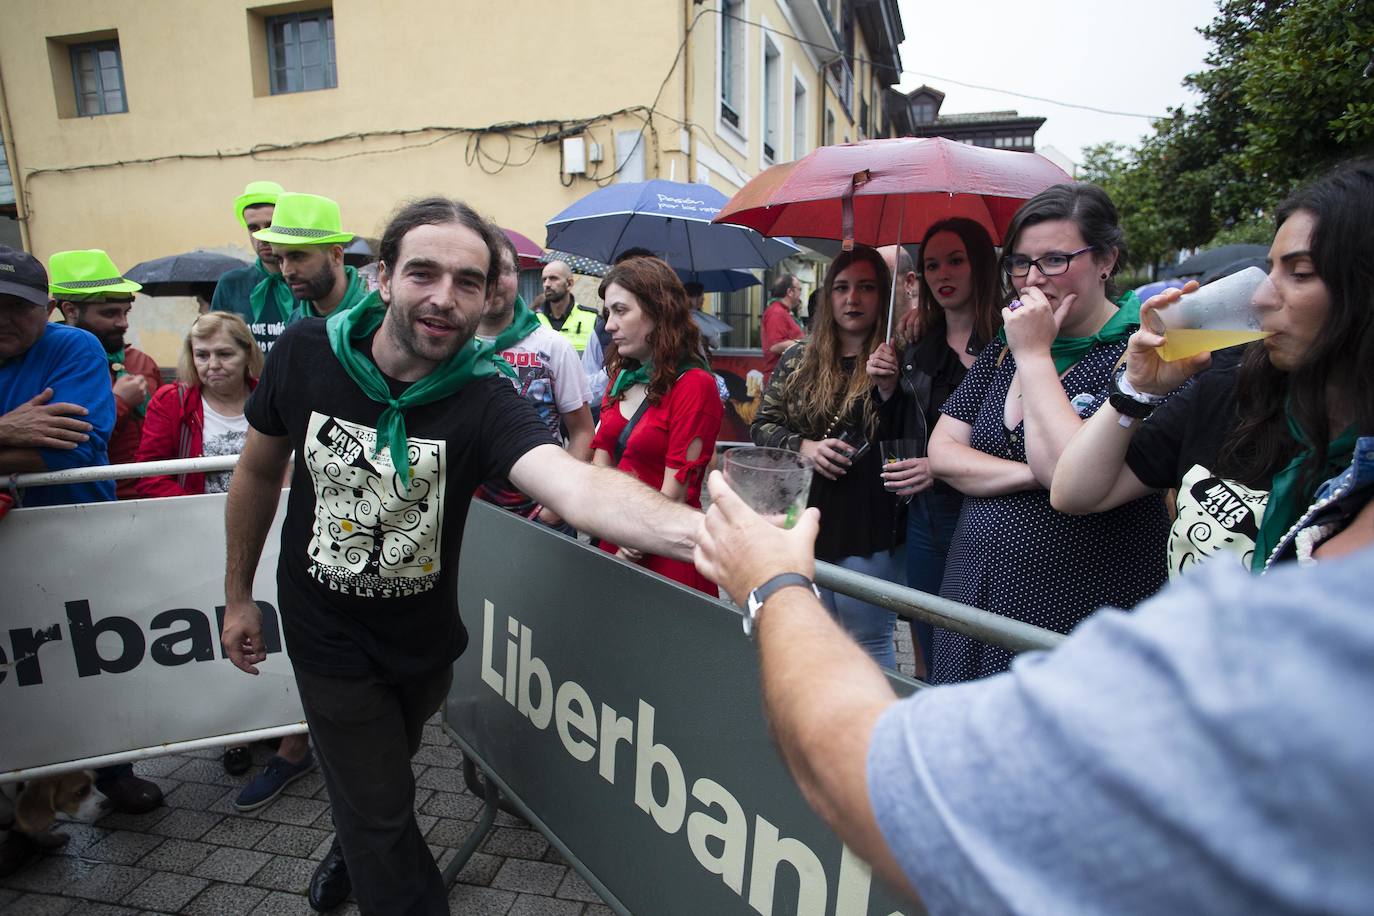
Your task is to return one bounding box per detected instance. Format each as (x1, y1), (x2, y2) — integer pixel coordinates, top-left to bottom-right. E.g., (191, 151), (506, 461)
(1109, 365), (1162, 421)
(744, 572), (820, 636)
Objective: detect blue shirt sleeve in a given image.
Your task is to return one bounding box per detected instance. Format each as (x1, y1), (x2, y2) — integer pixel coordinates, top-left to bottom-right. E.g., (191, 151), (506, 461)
(34, 326), (116, 472)
(866, 551), (1374, 915)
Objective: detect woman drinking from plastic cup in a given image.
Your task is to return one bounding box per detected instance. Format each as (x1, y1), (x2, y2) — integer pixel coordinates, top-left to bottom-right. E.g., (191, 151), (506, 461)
(1052, 159), (1373, 577)
(926, 183), (1171, 683)
(751, 245), (905, 667)
(867, 218), (1003, 677)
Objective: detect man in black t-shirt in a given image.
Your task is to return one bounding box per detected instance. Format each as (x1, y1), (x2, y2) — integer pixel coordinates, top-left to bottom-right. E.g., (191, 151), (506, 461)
(221, 198), (702, 915)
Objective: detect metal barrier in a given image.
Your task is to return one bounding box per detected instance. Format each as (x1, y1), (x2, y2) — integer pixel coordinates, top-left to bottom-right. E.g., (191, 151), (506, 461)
(815, 561), (1063, 655)
(9, 456), (1063, 657)
(8, 455), (239, 490)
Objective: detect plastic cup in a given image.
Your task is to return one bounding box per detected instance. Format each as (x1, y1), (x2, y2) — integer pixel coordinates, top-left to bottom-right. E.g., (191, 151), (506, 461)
(879, 439), (920, 502)
(879, 439), (919, 465)
(1143, 266), (1271, 362)
(722, 446), (815, 529)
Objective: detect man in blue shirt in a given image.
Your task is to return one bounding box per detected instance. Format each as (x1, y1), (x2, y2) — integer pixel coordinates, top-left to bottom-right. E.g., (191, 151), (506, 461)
(693, 469), (1374, 915)
(0, 246), (165, 835)
(0, 246), (114, 507)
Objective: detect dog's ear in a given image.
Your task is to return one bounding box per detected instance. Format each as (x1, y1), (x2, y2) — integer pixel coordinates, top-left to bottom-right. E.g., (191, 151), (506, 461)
(15, 778), (59, 833)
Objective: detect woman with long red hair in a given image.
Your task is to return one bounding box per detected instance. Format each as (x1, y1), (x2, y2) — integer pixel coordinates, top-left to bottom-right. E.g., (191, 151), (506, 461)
(591, 256), (723, 594)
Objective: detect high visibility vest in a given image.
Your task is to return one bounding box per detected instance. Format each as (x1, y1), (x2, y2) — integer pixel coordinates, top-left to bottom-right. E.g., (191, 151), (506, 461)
(536, 302), (600, 353)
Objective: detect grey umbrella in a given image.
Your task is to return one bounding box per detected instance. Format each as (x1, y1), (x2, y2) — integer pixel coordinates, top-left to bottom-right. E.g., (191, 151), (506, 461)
(1164, 244), (1268, 279)
(125, 249), (251, 297)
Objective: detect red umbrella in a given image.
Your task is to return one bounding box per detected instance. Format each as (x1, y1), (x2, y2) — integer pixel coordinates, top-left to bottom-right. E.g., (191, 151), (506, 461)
(503, 227), (545, 270)
(713, 137), (1071, 247)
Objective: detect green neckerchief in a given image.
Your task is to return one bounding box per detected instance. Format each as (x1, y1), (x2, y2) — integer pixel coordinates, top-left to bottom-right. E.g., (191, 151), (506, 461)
(107, 349), (148, 417)
(247, 261), (293, 325)
(326, 291), (515, 487)
(1252, 412), (1359, 571)
(608, 355), (710, 399)
(996, 291), (1141, 375)
(488, 296), (542, 352)
(290, 265), (367, 324)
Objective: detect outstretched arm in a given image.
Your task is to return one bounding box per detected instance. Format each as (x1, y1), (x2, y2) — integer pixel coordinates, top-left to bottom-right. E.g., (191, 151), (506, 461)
(511, 443), (700, 561)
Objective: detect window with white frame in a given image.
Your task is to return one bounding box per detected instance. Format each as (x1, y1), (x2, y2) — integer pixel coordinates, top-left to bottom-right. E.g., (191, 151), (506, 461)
(70, 41), (127, 116)
(792, 78), (808, 159)
(762, 38), (780, 162)
(267, 8), (336, 94)
(720, 0), (745, 130)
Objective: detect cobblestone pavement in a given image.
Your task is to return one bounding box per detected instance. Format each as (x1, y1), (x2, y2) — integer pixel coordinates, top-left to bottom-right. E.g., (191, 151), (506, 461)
(1, 627), (919, 915)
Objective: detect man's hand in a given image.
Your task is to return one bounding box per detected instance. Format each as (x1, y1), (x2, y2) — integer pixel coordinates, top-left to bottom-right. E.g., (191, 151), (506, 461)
(866, 342), (899, 401)
(535, 505), (565, 527)
(694, 471), (820, 606)
(0, 388), (92, 449)
(221, 599), (267, 675)
(112, 374), (150, 407)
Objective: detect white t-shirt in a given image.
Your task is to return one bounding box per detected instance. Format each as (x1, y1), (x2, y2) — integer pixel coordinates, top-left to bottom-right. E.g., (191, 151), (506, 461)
(201, 399), (249, 493)
(479, 324), (591, 440)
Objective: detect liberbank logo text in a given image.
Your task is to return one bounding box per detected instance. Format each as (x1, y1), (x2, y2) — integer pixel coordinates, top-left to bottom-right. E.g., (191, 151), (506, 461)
(479, 600), (907, 916)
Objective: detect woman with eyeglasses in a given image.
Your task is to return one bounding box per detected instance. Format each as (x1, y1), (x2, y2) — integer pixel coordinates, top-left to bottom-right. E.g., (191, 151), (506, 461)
(925, 183), (1171, 684)
(751, 245), (906, 667)
(866, 218), (1003, 678)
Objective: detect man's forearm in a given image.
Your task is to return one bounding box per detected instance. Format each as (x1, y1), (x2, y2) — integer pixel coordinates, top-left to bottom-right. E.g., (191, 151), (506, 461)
(756, 590), (911, 896)
(0, 447), (48, 474)
(573, 465), (698, 560)
(224, 464), (285, 602)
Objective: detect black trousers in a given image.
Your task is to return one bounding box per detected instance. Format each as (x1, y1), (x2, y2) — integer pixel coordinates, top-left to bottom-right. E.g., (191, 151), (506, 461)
(293, 664), (453, 916)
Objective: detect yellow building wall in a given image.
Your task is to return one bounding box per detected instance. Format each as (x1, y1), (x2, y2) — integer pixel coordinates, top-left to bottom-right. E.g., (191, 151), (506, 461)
(2, 0), (689, 268)
(2, 0), (897, 361)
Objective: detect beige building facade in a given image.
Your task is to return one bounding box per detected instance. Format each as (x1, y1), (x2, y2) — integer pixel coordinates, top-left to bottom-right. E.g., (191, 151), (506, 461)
(0, 0), (904, 361)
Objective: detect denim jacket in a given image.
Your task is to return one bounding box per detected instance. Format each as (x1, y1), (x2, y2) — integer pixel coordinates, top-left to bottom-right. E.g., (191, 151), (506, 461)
(1264, 435), (1374, 570)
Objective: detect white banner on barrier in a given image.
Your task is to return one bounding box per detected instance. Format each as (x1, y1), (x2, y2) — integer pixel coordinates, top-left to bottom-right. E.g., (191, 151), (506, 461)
(0, 492), (303, 782)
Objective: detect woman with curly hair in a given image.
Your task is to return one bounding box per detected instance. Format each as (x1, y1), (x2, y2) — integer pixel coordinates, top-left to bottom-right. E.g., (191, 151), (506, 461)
(751, 245), (905, 666)
(591, 255), (723, 594)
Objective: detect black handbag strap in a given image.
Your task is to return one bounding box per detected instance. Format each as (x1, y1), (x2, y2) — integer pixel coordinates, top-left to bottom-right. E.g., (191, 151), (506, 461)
(614, 397), (652, 465)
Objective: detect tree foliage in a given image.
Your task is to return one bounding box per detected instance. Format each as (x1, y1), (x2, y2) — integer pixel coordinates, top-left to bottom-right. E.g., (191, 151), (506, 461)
(1081, 0), (1374, 269)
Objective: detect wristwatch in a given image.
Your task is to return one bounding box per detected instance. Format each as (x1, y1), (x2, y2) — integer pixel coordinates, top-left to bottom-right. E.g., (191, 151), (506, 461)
(743, 572), (821, 636)
(1109, 364), (1165, 426)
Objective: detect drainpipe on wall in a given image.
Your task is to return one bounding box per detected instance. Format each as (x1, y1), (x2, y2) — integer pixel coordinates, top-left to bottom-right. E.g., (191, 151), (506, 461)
(683, 0), (696, 182)
(0, 57), (32, 251)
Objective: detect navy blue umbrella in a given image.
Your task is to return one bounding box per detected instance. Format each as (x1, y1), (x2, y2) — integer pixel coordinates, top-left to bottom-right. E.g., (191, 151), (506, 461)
(676, 268), (761, 293)
(545, 179), (799, 271)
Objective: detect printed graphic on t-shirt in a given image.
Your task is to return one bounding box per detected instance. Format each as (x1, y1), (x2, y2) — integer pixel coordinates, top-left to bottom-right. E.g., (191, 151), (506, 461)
(249, 320), (286, 353)
(201, 427), (246, 493)
(1169, 463), (1268, 576)
(497, 346), (561, 439)
(303, 412), (445, 598)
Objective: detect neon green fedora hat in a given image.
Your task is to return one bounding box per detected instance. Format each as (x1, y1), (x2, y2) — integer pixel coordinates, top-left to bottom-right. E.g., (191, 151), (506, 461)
(48, 249), (142, 298)
(235, 180), (285, 229)
(252, 192), (353, 246)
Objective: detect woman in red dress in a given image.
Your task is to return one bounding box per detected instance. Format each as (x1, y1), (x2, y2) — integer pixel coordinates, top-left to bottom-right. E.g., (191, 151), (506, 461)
(591, 256), (723, 594)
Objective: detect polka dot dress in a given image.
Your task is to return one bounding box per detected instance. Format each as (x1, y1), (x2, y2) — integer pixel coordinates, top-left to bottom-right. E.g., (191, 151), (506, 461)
(932, 340), (1171, 684)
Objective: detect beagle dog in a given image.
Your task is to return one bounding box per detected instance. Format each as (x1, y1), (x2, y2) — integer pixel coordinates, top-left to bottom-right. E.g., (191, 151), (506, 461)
(0, 770), (109, 875)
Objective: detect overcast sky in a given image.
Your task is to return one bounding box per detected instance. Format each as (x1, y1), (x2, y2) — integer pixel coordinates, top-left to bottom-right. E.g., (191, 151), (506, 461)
(893, 0), (1220, 164)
